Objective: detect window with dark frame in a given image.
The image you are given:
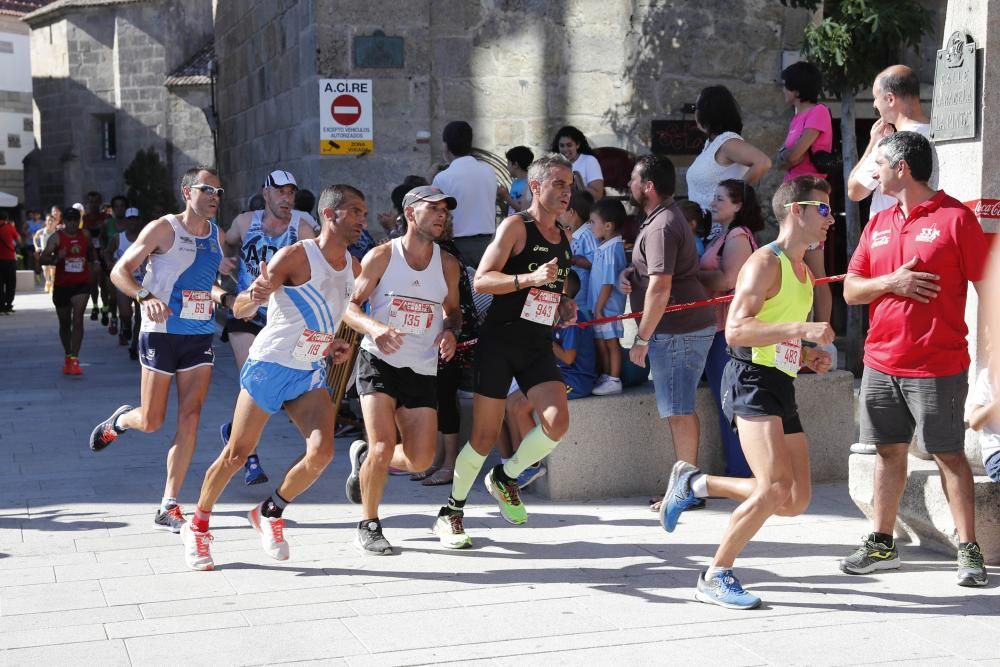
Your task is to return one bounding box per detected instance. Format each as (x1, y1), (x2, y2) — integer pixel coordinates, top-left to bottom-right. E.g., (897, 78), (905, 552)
(100, 115), (117, 160)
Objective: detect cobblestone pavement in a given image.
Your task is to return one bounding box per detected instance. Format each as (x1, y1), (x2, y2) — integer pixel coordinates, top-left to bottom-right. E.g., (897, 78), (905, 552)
(1, 289), (997, 665)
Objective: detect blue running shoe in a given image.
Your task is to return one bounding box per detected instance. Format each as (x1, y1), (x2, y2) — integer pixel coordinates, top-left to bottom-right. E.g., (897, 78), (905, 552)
(659, 459), (701, 532)
(695, 569), (761, 610)
(516, 464), (547, 490)
(244, 454), (268, 486)
(219, 421), (231, 447)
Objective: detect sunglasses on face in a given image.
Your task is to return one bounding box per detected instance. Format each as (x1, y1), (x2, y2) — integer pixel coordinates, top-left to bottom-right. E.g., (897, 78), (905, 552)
(191, 184), (225, 197)
(784, 201), (832, 217)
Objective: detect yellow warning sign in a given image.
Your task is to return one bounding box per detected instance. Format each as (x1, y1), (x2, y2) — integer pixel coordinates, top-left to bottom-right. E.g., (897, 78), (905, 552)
(320, 140), (374, 156)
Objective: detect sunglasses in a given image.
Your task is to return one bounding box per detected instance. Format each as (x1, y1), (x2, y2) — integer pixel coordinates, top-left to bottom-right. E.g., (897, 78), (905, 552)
(784, 201), (832, 217)
(190, 184), (225, 197)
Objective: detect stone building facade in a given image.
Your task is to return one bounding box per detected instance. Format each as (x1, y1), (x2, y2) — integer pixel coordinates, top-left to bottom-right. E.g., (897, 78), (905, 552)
(0, 3), (39, 206)
(24, 0), (214, 210)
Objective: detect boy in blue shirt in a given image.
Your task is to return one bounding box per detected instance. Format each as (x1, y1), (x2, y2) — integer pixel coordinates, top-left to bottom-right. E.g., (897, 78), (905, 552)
(553, 271), (597, 399)
(499, 146), (534, 215)
(588, 198), (628, 395)
(563, 191), (596, 313)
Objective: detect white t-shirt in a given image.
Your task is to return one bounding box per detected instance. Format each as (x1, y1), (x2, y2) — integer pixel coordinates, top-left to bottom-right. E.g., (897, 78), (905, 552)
(432, 155), (498, 238)
(572, 153), (603, 186)
(967, 368), (1000, 465)
(856, 121), (934, 219)
(685, 131), (750, 214)
(293, 210), (320, 234)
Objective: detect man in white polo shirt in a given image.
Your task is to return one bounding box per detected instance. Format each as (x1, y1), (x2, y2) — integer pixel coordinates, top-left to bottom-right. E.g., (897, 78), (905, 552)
(432, 120), (497, 267)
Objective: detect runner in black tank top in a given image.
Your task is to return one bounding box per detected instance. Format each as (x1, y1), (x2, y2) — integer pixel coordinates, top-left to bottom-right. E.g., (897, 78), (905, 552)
(432, 154), (579, 550)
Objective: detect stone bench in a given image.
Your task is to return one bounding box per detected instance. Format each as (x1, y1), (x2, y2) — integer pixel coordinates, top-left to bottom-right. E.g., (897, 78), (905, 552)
(464, 369), (855, 501)
(848, 453), (1000, 565)
(15, 269), (35, 292)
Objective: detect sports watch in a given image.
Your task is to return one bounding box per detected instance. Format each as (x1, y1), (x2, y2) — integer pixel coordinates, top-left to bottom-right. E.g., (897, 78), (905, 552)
(135, 288), (152, 303)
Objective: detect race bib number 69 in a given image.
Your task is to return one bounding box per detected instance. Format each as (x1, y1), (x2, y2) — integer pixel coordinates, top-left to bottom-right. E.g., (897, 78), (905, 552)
(180, 290), (213, 320)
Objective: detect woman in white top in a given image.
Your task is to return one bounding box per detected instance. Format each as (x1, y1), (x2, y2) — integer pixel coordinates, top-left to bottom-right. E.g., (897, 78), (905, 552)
(685, 86), (771, 242)
(551, 125), (604, 200)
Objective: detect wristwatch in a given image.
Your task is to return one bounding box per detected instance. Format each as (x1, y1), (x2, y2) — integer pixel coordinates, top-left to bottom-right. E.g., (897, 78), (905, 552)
(135, 288), (151, 303)
(633, 335), (649, 347)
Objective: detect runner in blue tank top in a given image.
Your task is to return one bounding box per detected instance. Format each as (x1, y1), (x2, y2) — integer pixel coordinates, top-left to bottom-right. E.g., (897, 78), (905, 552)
(89, 166), (231, 536)
(220, 169), (316, 485)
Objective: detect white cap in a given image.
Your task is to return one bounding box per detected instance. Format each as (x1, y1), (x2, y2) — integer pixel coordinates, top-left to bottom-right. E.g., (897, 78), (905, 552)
(71, 203), (84, 212)
(125, 207), (141, 218)
(264, 170), (297, 189)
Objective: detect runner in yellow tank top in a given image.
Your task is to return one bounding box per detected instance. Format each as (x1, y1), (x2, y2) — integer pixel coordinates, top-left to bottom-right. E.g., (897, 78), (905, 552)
(660, 175), (836, 610)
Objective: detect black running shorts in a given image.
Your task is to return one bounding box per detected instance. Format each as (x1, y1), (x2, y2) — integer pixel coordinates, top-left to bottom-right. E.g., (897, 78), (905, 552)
(721, 358), (803, 435)
(473, 321), (564, 400)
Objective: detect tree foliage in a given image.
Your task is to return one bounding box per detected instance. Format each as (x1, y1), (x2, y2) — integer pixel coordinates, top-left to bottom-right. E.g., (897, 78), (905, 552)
(123, 147), (177, 219)
(782, 0), (933, 95)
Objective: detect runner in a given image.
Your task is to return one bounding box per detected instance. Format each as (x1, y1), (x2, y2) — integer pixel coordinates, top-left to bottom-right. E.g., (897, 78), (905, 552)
(39, 207), (94, 375)
(88, 166), (228, 534)
(342, 185), (462, 555)
(82, 190), (112, 324)
(101, 195), (130, 336)
(660, 175), (835, 609)
(110, 207), (146, 358)
(433, 153), (577, 549)
(180, 183), (362, 571)
(221, 169), (316, 486)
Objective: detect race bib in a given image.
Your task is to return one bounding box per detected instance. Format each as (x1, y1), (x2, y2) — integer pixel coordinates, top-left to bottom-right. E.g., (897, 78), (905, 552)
(180, 290), (213, 320)
(387, 297), (434, 334)
(64, 257), (85, 273)
(520, 288), (560, 326)
(292, 328), (335, 362)
(775, 338), (802, 374)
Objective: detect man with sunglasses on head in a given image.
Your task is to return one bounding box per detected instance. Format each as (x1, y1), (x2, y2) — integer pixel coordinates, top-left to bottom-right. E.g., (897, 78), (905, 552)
(660, 175), (835, 609)
(220, 170), (316, 486)
(88, 166), (229, 535)
(840, 131), (988, 587)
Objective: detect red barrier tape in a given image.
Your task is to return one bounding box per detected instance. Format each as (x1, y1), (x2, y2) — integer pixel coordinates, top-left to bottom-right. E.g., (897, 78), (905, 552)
(455, 273), (846, 350)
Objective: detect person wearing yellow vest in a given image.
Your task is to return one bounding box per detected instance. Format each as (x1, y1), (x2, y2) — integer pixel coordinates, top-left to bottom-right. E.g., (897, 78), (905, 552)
(660, 175), (835, 609)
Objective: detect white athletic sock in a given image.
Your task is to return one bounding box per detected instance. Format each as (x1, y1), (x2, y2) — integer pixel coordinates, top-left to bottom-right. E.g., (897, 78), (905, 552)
(706, 566), (728, 580)
(691, 474), (709, 498)
(113, 414), (128, 432)
(500, 457), (510, 465)
(161, 496), (177, 510)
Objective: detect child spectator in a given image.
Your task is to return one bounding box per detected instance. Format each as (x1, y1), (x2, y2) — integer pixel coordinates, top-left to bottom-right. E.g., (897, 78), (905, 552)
(678, 199), (709, 257)
(499, 146), (534, 215)
(588, 198), (628, 395)
(561, 190), (596, 312)
(553, 271), (597, 399)
(967, 363), (1000, 483)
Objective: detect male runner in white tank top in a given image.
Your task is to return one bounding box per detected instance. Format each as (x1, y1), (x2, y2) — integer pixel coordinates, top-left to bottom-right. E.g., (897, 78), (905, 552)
(221, 170), (315, 486)
(180, 184), (363, 571)
(343, 185), (462, 555)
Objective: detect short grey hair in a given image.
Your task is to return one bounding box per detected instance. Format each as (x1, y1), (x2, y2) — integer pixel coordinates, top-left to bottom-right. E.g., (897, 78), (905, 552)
(317, 184), (365, 217)
(877, 131), (933, 182)
(527, 153), (573, 184)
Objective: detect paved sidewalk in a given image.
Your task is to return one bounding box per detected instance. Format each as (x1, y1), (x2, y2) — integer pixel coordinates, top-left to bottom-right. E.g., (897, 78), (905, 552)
(0, 289), (997, 666)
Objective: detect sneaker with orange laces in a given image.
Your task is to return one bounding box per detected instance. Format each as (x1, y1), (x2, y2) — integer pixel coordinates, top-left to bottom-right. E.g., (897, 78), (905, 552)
(67, 356), (82, 375)
(247, 502), (289, 560)
(180, 521), (214, 571)
(89, 404), (134, 452)
(154, 503), (187, 533)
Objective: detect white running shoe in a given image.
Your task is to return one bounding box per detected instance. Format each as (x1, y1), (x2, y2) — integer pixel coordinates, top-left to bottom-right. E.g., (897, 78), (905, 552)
(248, 503), (290, 561)
(433, 509), (472, 549)
(591, 376), (623, 395)
(180, 521), (214, 571)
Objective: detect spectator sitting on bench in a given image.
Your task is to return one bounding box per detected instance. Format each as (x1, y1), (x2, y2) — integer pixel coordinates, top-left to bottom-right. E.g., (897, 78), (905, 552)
(967, 342), (1000, 483)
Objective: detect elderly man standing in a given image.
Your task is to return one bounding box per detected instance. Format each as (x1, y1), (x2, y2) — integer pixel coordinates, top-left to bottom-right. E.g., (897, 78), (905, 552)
(432, 120), (497, 267)
(841, 131), (988, 587)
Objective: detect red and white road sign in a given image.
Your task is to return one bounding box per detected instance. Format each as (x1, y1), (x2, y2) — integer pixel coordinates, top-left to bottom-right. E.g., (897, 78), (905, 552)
(331, 95), (362, 126)
(319, 79), (373, 155)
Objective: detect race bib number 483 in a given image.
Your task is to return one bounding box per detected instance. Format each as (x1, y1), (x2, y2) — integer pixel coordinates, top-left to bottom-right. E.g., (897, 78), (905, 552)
(180, 290), (213, 320)
(520, 288), (560, 326)
(387, 297), (434, 334)
(775, 338), (802, 375)
(292, 328), (335, 362)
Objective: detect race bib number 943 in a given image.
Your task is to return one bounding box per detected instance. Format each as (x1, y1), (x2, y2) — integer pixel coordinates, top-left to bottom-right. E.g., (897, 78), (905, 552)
(180, 290), (213, 320)
(520, 288), (560, 326)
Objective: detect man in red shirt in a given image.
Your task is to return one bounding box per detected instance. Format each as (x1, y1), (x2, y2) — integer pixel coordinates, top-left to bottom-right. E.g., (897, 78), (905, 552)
(40, 207), (94, 374)
(0, 211), (20, 314)
(842, 131), (988, 586)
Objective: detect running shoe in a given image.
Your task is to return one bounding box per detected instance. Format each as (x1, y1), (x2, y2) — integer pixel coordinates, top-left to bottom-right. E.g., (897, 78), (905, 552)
(591, 376), (623, 395)
(957, 543), (988, 587)
(485, 465), (527, 525)
(219, 421), (231, 446)
(67, 356), (82, 375)
(345, 440), (367, 504)
(355, 518), (392, 555)
(839, 534), (901, 574)
(108, 318), (118, 335)
(101, 309), (109, 326)
(516, 464), (547, 489)
(660, 459), (701, 532)
(695, 569), (761, 610)
(62, 355), (73, 375)
(154, 504), (187, 534)
(247, 503), (289, 561)
(90, 306), (99, 321)
(89, 404), (134, 452)
(180, 521), (214, 571)
(244, 454), (269, 486)
(433, 507), (472, 549)
(118, 332), (129, 346)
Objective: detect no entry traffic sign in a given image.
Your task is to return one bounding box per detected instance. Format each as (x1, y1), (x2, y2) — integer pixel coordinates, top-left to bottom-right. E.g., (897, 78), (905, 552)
(319, 79), (373, 155)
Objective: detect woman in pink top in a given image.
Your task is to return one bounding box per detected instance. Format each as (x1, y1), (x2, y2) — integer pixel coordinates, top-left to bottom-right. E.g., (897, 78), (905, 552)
(776, 61), (833, 181)
(697, 180), (764, 477)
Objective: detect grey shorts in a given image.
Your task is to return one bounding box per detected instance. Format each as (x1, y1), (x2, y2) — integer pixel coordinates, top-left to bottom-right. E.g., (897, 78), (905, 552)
(859, 366), (967, 454)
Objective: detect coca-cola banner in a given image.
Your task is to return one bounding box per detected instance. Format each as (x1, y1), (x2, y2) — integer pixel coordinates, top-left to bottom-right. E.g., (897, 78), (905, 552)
(963, 199), (1000, 235)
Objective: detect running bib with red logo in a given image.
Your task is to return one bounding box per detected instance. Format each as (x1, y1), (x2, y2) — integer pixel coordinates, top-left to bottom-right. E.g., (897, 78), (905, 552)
(387, 297), (434, 334)
(520, 288), (560, 325)
(64, 257), (85, 273)
(180, 290), (213, 320)
(292, 328), (335, 362)
(775, 338), (802, 375)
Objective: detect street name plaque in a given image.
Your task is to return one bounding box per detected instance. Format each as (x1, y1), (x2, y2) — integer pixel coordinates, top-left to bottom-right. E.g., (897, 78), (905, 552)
(930, 31), (977, 142)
